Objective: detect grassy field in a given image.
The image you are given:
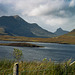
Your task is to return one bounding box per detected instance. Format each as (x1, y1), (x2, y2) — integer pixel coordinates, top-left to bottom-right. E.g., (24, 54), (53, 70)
(0, 59), (75, 75)
(0, 35), (75, 45)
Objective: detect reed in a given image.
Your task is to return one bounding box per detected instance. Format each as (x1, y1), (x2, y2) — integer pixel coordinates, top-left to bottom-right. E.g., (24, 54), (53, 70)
(0, 59), (75, 75)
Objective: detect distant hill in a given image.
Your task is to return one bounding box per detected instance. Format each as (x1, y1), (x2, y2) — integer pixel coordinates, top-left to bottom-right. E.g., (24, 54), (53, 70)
(0, 29), (75, 44)
(0, 15), (56, 38)
(65, 29), (75, 36)
(54, 28), (69, 36)
(54, 29), (75, 44)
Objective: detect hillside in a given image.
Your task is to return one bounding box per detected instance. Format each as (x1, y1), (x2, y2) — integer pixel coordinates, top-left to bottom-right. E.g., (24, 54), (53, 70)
(65, 29), (75, 36)
(0, 15), (55, 38)
(53, 29), (75, 44)
(54, 28), (69, 36)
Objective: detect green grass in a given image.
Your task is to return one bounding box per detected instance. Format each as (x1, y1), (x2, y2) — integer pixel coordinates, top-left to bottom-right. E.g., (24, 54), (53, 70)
(0, 59), (13, 75)
(0, 59), (75, 75)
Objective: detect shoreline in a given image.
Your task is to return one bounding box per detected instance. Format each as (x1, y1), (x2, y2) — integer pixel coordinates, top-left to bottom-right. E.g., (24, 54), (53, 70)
(0, 40), (75, 45)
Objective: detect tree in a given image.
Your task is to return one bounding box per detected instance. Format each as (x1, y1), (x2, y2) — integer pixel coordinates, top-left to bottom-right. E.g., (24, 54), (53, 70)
(13, 48), (23, 61)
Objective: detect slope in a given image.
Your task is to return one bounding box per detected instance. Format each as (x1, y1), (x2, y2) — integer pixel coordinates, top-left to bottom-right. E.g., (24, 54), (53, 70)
(0, 15), (55, 38)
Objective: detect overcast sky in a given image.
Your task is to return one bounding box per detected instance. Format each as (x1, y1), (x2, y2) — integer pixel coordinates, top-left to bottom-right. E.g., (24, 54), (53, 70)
(0, 0), (75, 32)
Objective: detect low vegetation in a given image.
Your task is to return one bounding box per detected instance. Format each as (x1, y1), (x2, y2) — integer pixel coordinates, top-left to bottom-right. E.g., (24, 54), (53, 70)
(13, 48), (23, 61)
(0, 59), (75, 75)
(0, 35), (75, 45)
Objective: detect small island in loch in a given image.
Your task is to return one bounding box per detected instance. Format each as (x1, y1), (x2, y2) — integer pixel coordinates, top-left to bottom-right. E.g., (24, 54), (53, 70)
(0, 42), (42, 47)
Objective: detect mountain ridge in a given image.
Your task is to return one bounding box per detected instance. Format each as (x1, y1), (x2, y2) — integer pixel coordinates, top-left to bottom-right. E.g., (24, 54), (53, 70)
(0, 15), (56, 38)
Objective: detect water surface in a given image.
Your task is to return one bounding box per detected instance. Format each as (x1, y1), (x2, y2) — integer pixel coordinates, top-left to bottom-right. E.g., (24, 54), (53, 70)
(0, 41), (75, 62)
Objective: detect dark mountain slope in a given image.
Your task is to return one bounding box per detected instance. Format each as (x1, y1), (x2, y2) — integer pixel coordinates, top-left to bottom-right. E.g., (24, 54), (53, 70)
(0, 15), (55, 37)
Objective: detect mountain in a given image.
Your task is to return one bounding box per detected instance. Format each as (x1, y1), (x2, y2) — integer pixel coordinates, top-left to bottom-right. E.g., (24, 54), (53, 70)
(0, 15), (55, 38)
(54, 28), (69, 36)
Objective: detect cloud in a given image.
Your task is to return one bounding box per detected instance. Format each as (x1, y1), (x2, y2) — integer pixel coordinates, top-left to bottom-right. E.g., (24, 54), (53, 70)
(46, 18), (68, 26)
(69, 0), (75, 7)
(0, 0), (75, 17)
(28, 0), (75, 17)
(0, 3), (9, 16)
(28, 0), (65, 16)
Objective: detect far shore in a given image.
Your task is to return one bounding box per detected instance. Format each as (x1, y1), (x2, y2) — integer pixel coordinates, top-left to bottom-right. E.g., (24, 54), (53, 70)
(0, 35), (75, 45)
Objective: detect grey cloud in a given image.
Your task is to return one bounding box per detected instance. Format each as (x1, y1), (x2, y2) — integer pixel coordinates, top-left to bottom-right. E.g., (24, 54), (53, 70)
(0, 2), (21, 16)
(28, 0), (75, 18)
(0, 4), (8, 16)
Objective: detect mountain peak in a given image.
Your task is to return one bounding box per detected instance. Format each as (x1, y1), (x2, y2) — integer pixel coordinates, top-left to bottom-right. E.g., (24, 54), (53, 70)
(54, 28), (69, 36)
(13, 15), (20, 19)
(0, 15), (20, 19)
(57, 28), (63, 31)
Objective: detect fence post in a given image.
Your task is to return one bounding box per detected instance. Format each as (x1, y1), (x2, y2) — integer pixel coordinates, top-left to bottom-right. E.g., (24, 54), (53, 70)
(13, 62), (19, 75)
